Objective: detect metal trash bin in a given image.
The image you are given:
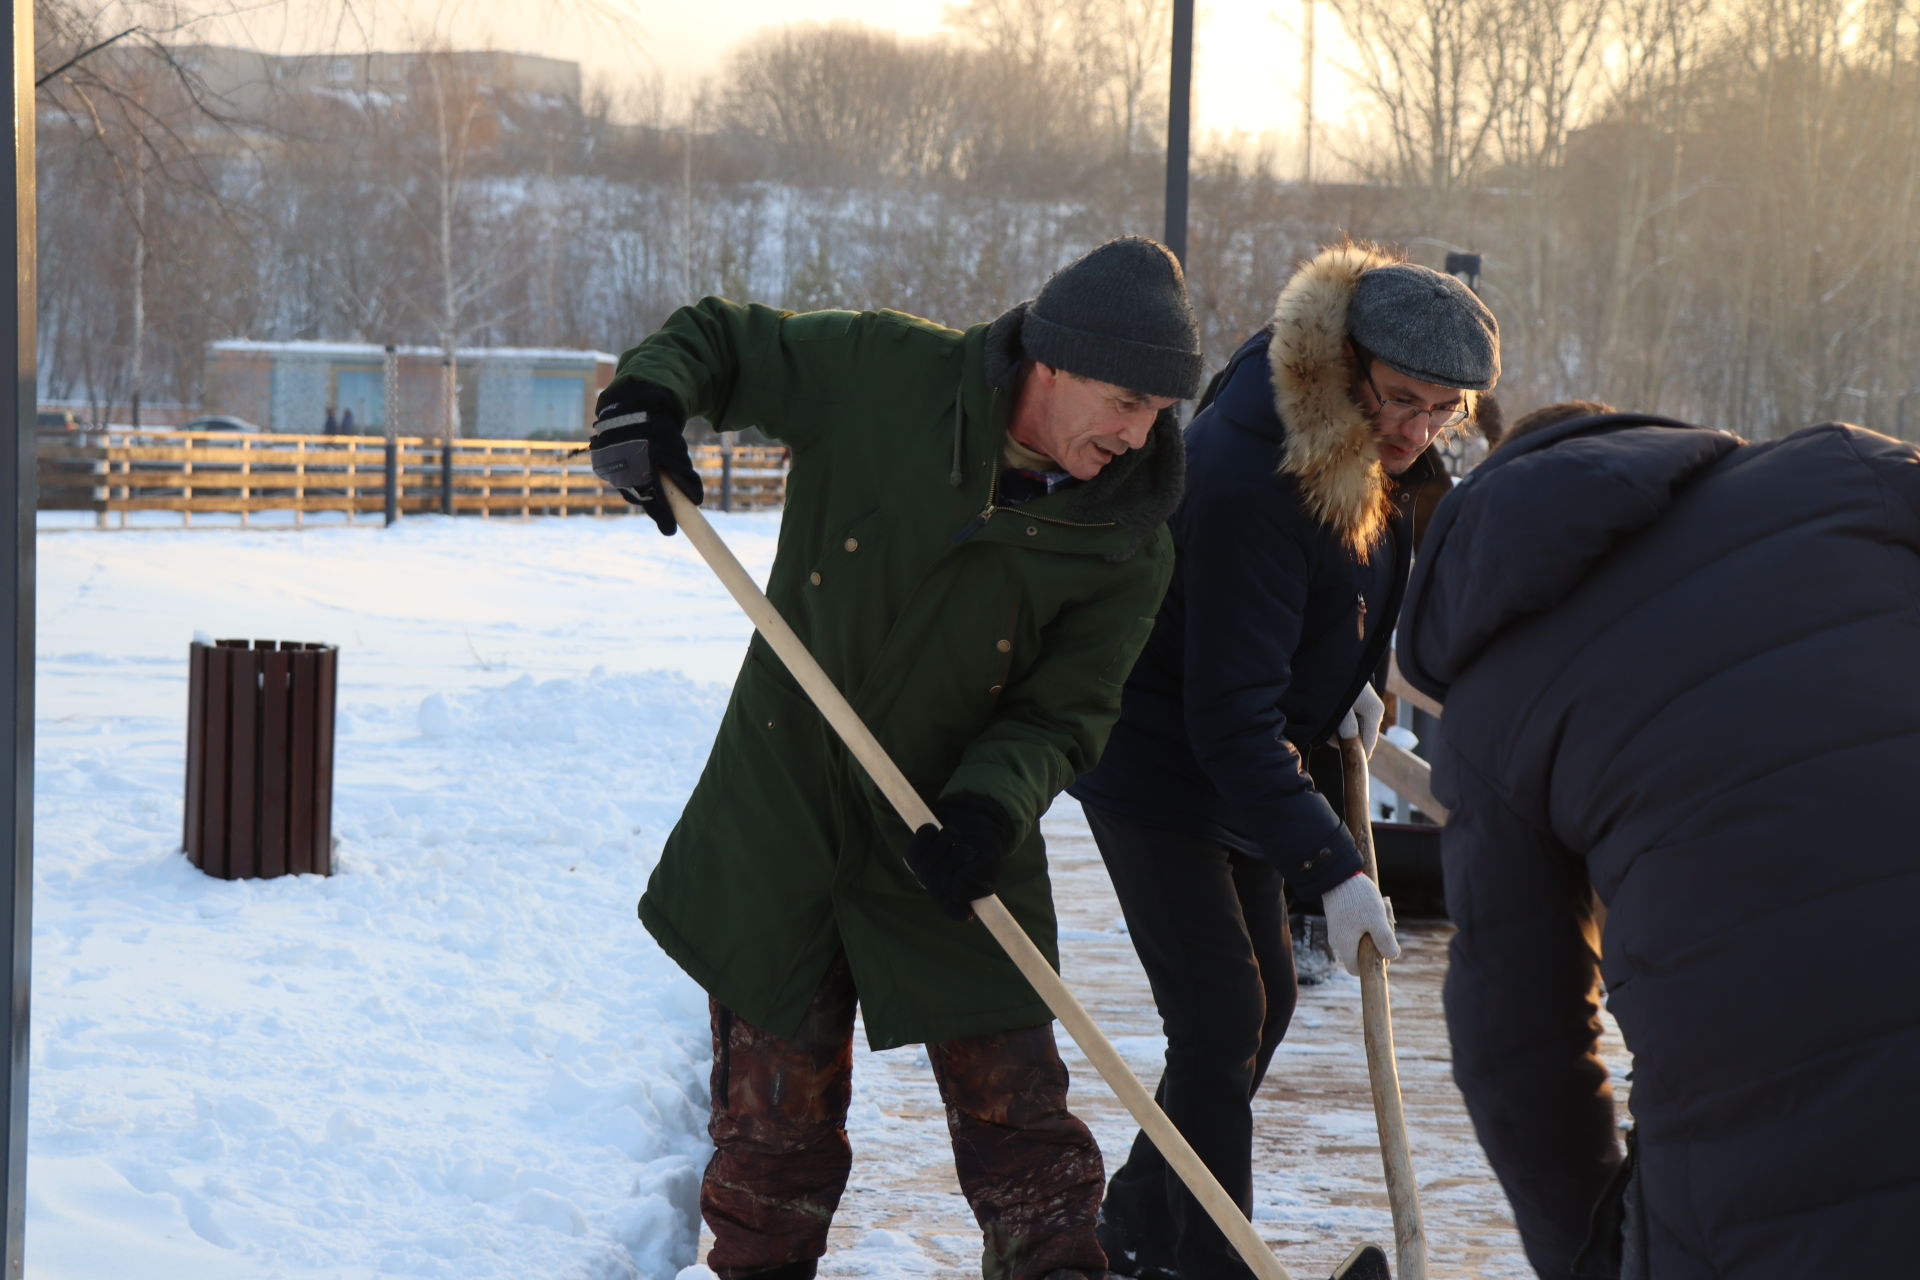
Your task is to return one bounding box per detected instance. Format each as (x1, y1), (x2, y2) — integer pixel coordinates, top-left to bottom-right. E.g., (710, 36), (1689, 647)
(185, 639), (338, 879)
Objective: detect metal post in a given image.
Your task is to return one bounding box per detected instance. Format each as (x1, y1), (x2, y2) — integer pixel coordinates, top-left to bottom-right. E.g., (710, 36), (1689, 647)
(382, 344), (400, 527)
(1302, 0), (1315, 184)
(440, 357), (454, 516)
(1164, 0), (1194, 267)
(3, 1), (35, 1273)
(681, 121), (693, 299)
(383, 435), (398, 527)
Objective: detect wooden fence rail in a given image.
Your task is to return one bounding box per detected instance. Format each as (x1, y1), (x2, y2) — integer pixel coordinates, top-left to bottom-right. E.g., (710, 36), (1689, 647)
(1382, 654), (1445, 822)
(34, 430), (789, 527)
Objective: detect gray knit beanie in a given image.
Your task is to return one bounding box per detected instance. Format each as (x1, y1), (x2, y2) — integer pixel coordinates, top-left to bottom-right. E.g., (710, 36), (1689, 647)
(1019, 237), (1203, 400)
(1347, 263), (1500, 391)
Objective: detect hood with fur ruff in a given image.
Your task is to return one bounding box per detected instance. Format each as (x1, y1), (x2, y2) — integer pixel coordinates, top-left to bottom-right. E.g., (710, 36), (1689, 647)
(1268, 242), (1474, 555)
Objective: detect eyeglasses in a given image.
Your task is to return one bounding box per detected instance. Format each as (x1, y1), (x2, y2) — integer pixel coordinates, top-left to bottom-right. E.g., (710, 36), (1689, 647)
(1365, 369), (1469, 432)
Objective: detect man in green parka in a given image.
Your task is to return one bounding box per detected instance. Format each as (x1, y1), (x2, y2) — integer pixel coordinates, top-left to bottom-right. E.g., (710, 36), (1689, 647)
(589, 238), (1203, 1280)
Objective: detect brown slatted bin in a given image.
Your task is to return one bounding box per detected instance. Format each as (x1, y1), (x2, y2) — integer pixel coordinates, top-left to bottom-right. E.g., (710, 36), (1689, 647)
(185, 639), (338, 879)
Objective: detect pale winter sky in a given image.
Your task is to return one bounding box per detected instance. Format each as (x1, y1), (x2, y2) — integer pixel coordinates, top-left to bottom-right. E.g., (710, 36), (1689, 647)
(171, 0), (1364, 166)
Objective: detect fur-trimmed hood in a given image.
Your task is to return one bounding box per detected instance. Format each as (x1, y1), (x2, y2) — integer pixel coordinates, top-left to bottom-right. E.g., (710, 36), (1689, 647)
(1267, 242), (1483, 555)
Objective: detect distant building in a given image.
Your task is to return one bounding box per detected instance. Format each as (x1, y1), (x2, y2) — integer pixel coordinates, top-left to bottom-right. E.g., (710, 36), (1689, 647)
(206, 341), (617, 439)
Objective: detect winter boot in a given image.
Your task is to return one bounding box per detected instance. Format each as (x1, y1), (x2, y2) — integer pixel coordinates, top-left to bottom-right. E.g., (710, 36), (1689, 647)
(1096, 1209), (1179, 1280)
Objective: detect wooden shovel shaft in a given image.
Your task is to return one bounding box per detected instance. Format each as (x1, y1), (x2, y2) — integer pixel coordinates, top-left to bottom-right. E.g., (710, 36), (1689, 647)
(664, 480), (1296, 1280)
(1341, 735), (1429, 1280)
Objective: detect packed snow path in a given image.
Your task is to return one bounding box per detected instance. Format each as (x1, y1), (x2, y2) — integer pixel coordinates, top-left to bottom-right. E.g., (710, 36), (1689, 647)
(726, 796), (1631, 1278)
(32, 511), (1628, 1278)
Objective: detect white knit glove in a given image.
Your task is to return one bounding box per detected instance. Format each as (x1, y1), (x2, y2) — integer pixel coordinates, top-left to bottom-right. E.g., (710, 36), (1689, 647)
(1320, 872), (1401, 975)
(1335, 681), (1386, 758)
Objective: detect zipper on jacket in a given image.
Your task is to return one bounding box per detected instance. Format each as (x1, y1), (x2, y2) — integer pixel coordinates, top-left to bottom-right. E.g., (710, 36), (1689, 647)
(951, 468), (1003, 544)
(1357, 592), (1369, 642)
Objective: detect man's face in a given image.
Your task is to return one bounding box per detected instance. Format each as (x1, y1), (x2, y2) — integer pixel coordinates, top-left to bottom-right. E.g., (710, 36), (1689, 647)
(1011, 364), (1178, 482)
(1357, 361), (1468, 475)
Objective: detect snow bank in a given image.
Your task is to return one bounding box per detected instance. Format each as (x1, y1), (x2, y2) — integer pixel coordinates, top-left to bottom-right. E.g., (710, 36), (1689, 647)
(32, 513), (781, 1279)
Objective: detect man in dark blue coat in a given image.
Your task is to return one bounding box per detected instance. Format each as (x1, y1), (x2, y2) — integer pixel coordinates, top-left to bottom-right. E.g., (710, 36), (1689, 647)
(1070, 241), (1500, 1279)
(1397, 406), (1920, 1278)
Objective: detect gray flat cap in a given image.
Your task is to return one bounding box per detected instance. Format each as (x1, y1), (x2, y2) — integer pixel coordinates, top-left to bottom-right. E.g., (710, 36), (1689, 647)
(1348, 263), (1500, 391)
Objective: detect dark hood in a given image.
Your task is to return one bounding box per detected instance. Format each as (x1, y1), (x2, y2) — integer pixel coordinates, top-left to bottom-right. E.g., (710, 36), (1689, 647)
(1397, 413), (1742, 701)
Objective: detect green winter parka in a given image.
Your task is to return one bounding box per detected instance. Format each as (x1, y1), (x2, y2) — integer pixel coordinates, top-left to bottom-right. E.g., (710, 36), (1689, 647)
(620, 297), (1183, 1049)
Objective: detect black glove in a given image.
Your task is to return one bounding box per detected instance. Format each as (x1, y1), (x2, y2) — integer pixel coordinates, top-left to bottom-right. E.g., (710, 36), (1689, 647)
(589, 380), (702, 535)
(903, 792), (1018, 922)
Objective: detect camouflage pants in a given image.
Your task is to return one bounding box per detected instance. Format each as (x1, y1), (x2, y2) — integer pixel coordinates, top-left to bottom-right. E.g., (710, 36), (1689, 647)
(702, 953), (1107, 1280)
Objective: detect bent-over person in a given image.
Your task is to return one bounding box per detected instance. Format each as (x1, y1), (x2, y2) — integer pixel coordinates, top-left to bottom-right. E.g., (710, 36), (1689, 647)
(591, 237), (1204, 1280)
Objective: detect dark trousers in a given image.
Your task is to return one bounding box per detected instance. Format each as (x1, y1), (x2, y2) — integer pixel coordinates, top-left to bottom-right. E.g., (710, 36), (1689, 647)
(1085, 806), (1297, 1280)
(702, 952), (1107, 1280)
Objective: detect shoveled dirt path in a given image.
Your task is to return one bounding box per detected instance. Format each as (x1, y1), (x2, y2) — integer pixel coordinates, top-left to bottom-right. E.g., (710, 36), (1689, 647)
(700, 798), (1631, 1278)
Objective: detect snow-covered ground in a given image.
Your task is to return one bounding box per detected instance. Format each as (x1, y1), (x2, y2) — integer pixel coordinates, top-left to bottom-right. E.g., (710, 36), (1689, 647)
(32, 511), (779, 1279)
(30, 510), (1584, 1279)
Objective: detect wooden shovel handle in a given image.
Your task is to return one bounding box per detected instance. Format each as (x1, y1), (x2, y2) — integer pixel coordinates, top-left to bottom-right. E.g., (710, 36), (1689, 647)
(1341, 734), (1429, 1280)
(663, 479), (1297, 1280)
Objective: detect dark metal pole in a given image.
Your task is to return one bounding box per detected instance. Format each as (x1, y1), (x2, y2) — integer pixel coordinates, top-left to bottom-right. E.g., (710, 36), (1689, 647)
(439, 357), (454, 516)
(383, 435), (398, 527)
(381, 344), (399, 527)
(1164, 0), (1194, 266)
(4, 0), (35, 1273)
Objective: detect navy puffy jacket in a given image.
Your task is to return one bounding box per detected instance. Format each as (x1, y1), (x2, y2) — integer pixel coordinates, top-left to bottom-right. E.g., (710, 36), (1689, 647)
(1399, 414), (1920, 1278)
(1072, 331), (1436, 895)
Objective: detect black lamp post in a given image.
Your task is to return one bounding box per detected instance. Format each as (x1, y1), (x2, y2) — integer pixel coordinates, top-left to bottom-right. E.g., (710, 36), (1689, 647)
(1164, 0), (1194, 267)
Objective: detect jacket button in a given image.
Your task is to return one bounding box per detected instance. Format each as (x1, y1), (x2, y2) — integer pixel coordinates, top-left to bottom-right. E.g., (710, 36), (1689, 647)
(1025, 526), (1038, 536)
(989, 684), (1003, 695)
(809, 571), (823, 586)
(843, 538), (859, 552)
(766, 720), (775, 729)
(996, 639), (1011, 653)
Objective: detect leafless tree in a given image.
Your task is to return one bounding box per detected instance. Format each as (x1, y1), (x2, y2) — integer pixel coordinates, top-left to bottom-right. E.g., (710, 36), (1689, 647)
(715, 23), (981, 183)
(1327, 0), (1511, 190)
(35, 0), (266, 422)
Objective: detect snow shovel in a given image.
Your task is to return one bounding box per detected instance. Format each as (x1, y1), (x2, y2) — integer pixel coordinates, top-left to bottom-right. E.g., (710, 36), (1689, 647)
(1339, 733), (1429, 1280)
(658, 475), (1389, 1280)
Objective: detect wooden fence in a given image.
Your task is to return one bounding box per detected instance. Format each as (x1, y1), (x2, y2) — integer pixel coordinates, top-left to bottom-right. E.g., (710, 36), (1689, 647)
(34, 430), (789, 526)
(1381, 655), (1445, 821)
